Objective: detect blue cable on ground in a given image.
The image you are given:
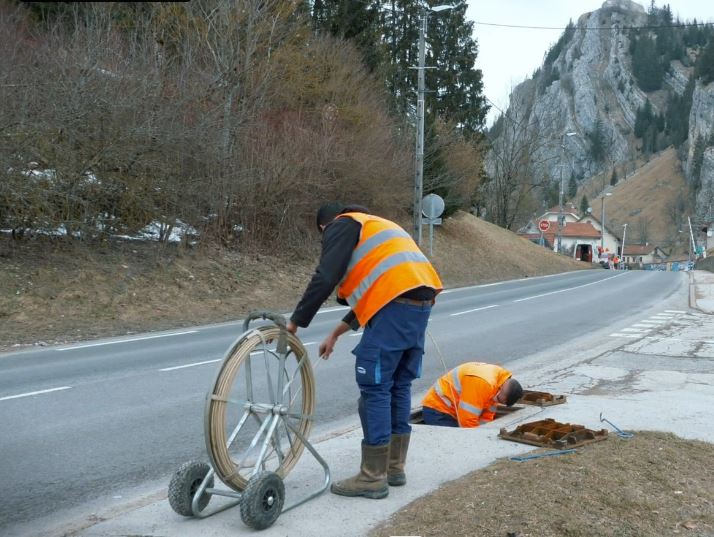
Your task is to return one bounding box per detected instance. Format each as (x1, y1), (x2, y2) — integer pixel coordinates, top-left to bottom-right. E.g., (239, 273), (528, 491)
(510, 449), (577, 462)
(599, 413), (634, 439)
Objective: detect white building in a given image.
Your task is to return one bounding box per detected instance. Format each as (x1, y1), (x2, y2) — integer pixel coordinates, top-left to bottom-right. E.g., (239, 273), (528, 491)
(578, 214), (620, 260)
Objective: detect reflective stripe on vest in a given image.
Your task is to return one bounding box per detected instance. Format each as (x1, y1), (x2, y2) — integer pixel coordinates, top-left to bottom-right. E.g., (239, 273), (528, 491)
(459, 400), (483, 416)
(335, 212), (442, 326)
(422, 362), (511, 421)
(434, 382), (452, 408)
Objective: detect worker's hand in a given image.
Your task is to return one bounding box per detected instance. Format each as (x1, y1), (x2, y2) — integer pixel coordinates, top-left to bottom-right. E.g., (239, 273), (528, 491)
(318, 333), (339, 360)
(286, 320), (298, 334)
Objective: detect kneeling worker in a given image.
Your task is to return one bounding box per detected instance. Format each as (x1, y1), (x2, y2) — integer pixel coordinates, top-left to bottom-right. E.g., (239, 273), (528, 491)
(421, 362), (523, 427)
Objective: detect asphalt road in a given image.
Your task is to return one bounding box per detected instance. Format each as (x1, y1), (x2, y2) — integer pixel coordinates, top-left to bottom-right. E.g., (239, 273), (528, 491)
(0, 269), (687, 533)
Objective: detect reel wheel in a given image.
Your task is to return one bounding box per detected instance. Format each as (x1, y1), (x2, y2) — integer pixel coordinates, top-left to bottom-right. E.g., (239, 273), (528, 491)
(239, 471), (285, 530)
(168, 460), (213, 516)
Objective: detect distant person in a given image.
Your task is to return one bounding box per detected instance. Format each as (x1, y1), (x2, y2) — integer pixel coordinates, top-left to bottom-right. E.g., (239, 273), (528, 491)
(287, 202), (443, 499)
(421, 362), (523, 428)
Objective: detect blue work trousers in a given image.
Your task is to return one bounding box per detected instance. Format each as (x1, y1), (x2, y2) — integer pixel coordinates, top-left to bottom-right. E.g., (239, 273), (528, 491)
(352, 300), (431, 446)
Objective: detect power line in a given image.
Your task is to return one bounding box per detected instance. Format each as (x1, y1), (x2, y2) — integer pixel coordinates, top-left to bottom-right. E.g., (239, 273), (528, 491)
(473, 20), (714, 31)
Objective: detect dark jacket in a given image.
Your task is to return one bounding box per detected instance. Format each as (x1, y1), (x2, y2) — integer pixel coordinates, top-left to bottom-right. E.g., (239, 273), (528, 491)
(290, 208), (435, 328)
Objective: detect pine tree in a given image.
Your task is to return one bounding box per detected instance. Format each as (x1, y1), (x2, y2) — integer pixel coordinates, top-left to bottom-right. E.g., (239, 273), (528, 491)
(695, 38), (714, 85)
(568, 173), (577, 198)
(632, 34), (664, 91)
(425, 4), (487, 135)
(610, 168), (618, 186)
(580, 195), (589, 215)
(311, 0), (383, 72)
(588, 117), (606, 162)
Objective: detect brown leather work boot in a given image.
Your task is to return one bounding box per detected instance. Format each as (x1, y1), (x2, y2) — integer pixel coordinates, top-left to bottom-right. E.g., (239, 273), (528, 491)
(330, 443), (389, 499)
(387, 433), (410, 486)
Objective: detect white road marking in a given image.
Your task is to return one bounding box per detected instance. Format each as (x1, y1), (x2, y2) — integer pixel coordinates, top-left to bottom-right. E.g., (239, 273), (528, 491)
(314, 306), (349, 314)
(632, 324), (656, 328)
(160, 359), (220, 372)
(0, 386), (72, 402)
(610, 333), (639, 338)
(513, 273), (626, 302)
(57, 330), (198, 351)
(160, 341), (319, 371)
(450, 304), (500, 317)
(621, 328), (651, 333)
(664, 310), (686, 313)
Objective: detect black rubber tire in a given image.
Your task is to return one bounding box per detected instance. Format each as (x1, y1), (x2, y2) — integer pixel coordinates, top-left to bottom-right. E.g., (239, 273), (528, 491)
(168, 460), (213, 517)
(240, 471), (285, 530)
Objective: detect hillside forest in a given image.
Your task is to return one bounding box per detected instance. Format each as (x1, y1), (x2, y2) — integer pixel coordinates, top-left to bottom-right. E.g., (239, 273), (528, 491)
(0, 0), (488, 249)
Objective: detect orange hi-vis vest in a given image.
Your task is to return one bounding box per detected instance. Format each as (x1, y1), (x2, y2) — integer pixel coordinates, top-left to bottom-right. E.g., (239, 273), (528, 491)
(335, 212), (443, 327)
(422, 362), (512, 427)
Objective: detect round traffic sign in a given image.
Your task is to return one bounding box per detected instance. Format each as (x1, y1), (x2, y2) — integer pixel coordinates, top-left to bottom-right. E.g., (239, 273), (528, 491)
(538, 220), (550, 232)
(422, 193), (445, 219)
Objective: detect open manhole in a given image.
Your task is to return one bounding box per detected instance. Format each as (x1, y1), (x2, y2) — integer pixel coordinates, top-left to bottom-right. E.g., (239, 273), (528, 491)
(499, 418), (608, 449)
(517, 389), (567, 407)
(409, 404), (524, 425)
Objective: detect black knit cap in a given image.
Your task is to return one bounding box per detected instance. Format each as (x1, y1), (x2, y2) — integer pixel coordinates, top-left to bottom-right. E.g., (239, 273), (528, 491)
(505, 378), (524, 406)
(315, 202), (345, 232)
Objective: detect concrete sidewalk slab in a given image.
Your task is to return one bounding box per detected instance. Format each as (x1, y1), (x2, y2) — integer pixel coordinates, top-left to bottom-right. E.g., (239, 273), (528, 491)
(45, 277), (714, 537)
(691, 269), (714, 314)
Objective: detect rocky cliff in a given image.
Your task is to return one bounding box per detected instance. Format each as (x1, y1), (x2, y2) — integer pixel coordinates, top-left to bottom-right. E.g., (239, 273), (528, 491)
(486, 0), (714, 226)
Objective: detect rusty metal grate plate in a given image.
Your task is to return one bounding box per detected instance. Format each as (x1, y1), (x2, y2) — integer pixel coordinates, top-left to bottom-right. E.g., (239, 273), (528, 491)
(517, 390), (567, 407)
(499, 418), (608, 449)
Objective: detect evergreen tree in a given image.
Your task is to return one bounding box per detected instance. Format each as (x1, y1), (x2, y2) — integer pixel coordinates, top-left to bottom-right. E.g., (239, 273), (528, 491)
(610, 168), (618, 186)
(580, 194), (589, 216)
(588, 117), (606, 162)
(568, 173), (577, 198)
(544, 181), (559, 208)
(691, 135), (706, 190)
(665, 76), (694, 147)
(311, 0), (383, 72)
(632, 34), (665, 91)
(635, 99), (654, 139)
(695, 38), (714, 85)
(425, 3), (487, 135)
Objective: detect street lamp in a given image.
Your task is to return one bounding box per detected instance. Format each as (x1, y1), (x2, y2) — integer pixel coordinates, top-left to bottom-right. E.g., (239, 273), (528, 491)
(600, 192), (612, 253)
(557, 131), (578, 253)
(413, 3), (457, 245)
(621, 223), (627, 270)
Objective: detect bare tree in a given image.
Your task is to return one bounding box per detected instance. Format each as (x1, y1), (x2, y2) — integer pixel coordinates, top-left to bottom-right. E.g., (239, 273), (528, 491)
(634, 215), (652, 244)
(483, 91), (559, 230)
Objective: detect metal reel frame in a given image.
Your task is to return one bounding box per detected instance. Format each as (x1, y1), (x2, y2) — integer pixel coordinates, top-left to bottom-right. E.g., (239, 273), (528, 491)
(168, 311), (330, 526)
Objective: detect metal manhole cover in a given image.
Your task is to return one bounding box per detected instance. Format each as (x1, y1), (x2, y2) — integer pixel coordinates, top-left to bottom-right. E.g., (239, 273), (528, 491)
(517, 390), (567, 407)
(499, 418), (608, 449)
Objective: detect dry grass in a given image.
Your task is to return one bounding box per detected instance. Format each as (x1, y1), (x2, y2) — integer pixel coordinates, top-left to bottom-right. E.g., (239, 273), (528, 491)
(0, 212), (589, 350)
(373, 431), (714, 537)
(585, 148), (689, 247)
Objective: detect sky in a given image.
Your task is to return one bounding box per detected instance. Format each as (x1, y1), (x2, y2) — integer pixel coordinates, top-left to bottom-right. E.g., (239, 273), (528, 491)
(466, 0), (714, 126)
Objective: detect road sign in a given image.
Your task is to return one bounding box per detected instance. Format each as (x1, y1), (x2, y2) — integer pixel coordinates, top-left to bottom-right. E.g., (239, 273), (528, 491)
(422, 193), (445, 219)
(421, 193), (444, 257)
(538, 220), (550, 232)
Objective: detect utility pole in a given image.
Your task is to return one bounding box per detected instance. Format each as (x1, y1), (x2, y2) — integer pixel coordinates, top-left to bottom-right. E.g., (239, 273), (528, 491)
(600, 192), (612, 252)
(557, 144), (564, 254)
(621, 223), (627, 270)
(412, 4), (455, 246)
(413, 13), (427, 246)
(688, 216), (696, 261)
